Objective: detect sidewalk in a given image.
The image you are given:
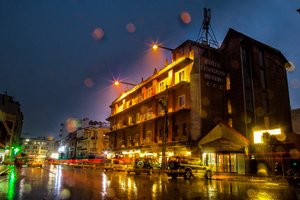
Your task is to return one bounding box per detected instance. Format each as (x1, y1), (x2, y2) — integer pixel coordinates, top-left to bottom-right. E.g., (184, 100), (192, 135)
(211, 172), (289, 186)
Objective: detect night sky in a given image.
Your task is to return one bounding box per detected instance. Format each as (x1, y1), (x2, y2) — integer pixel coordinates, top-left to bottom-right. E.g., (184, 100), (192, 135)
(1, 0), (299, 139)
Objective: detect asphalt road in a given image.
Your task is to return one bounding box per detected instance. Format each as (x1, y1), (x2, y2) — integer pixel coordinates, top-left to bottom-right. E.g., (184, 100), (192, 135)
(0, 164), (300, 200)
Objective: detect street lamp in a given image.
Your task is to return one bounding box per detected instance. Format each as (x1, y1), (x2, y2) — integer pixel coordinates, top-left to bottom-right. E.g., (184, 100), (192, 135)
(113, 80), (136, 87)
(152, 44), (174, 52)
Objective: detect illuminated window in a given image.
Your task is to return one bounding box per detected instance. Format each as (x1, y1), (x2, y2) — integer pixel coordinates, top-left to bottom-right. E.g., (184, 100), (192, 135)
(178, 95), (185, 107)
(179, 70), (185, 82)
(253, 128), (281, 143)
(228, 118), (233, 127)
(226, 74), (231, 90)
(159, 82), (165, 92)
(128, 116), (132, 125)
(147, 87), (153, 97)
(136, 113), (140, 123)
(227, 100), (232, 114)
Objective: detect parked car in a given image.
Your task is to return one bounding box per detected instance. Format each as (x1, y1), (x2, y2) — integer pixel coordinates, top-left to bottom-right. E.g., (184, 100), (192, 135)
(127, 157), (161, 175)
(103, 159), (127, 171)
(165, 156), (212, 180)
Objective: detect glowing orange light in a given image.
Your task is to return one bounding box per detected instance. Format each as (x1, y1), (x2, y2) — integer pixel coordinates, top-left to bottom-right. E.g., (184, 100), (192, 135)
(152, 44), (158, 50)
(114, 81), (120, 86)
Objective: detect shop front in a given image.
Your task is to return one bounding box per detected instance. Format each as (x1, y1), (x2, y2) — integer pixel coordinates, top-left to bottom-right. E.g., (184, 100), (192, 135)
(198, 122), (250, 174)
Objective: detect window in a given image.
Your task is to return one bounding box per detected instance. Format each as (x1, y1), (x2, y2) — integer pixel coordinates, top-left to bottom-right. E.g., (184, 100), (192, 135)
(136, 113), (140, 122)
(128, 116), (132, 125)
(227, 100), (232, 114)
(178, 95), (185, 107)
(147, 87), (153, 97)
(159, 81), (165, 92)
(179, 70), (185, 82)
(226, 74), (231, 90)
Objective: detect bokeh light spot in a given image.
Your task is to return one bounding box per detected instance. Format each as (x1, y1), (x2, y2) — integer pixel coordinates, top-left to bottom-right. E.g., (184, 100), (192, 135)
(290, 79), (300, 89)
(92, 27), (105, 40)
(202, 96), (210, 106)
(126, 23), (136, 33)
(23, 184), (32, 193)
(247, 189), (256, 198)
(257, 162), (268, 176)
(84, 78), (94, 88)
(289, 148), (300, 159)
(65, 118), (81, 133)
(59, 188), (71, 199)
(255, 107), (265, 117)
(275, 132), (286, 142)
(180, 11), (192, 24)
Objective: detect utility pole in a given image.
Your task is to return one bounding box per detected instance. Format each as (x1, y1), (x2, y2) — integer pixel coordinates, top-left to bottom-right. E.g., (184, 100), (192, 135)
(161, 85), (168, 171)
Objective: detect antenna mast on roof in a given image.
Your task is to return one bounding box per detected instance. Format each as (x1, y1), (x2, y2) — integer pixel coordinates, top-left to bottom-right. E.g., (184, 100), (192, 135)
(196, 8), (219, 48)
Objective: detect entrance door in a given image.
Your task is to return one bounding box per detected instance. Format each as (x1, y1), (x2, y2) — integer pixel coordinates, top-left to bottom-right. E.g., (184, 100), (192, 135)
(217, 154), (237, 173)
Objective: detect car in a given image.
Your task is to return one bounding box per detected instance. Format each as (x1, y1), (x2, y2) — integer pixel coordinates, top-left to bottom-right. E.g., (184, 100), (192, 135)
(103, 159), (127, 171)
(28, 159), (44, 168)
(127, 157), (161, 175)
(165, 156), (212, 180)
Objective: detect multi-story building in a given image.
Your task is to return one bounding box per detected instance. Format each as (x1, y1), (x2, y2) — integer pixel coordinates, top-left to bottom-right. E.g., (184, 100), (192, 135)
(0, 92), (23, 161)
(76, 127), (110, 158)
(22, 137), (59, 160)
(62, 120), (110, 159)
(106, 28), (299, 175)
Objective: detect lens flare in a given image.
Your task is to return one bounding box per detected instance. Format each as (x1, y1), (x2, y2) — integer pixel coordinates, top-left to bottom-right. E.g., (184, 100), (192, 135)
(290, 79), (300, 89)
(65, 118), (81, 133)
(92, 27), (105, 40)
(59, 188), (71, 199)
(126, 23), (136, 33)
(84, 78), (94, 88)
(257, 162), (268, 176)
(180, 11), (192, 24)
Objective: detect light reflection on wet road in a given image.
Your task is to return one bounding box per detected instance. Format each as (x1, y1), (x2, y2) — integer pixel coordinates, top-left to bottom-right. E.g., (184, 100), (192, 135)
(0, 164), (300, 199)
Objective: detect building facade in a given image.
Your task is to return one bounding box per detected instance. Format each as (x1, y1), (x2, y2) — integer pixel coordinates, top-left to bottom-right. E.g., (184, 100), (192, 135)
(0, 92), (24, 161)
(61, 120), (110, 159)
(106, 28), (299, 175)
(22, 137), (59, 160)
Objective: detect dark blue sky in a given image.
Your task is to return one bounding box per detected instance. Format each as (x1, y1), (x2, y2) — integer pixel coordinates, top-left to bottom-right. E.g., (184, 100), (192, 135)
(1, 0), (299, 138)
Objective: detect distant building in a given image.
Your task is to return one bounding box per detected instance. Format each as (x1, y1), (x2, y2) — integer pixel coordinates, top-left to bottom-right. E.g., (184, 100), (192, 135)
(21, 137), (59, 160)
(61, 119), (110, 159)
(106, 28), (299, 175)
(0, 92), (23, 161)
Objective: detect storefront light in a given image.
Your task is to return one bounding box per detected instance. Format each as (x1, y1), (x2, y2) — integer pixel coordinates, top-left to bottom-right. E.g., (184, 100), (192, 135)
(253, 128), (281, 143)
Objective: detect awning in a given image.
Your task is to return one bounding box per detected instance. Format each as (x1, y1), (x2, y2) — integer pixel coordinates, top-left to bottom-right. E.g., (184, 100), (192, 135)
(198, 122), (250, 153)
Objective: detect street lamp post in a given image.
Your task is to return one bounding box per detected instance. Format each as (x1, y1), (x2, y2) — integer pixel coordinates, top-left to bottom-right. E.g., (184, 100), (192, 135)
(114, 80), (136, 91)
(114, 81), (136, 87)
(152, 44), (174, 52)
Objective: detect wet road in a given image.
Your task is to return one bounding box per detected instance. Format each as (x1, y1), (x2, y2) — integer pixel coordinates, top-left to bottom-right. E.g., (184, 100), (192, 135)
(1, 164), (300, 200)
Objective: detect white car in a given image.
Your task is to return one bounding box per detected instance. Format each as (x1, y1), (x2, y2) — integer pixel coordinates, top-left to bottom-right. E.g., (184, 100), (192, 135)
(103, 159), (127, 171)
